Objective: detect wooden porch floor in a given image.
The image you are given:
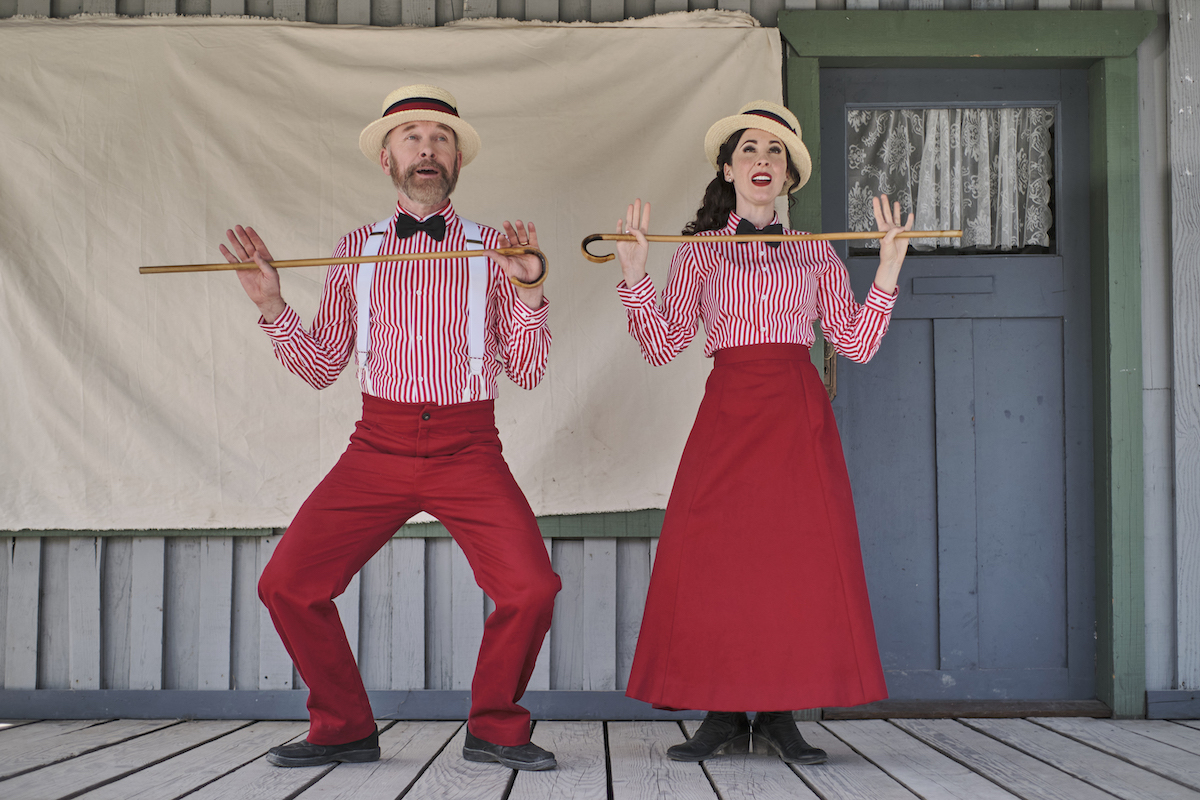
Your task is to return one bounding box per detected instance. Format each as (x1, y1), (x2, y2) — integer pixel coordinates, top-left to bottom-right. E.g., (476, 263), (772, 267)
(4, 717), (1200, 799)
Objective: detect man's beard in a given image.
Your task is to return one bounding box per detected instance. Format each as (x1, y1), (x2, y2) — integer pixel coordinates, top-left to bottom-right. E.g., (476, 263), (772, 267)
(391, 158), (459, 206)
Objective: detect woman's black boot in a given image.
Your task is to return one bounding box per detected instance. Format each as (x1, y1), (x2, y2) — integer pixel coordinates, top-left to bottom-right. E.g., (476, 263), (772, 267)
(752, 711), (828, 764)
(666, 711), (751, 761)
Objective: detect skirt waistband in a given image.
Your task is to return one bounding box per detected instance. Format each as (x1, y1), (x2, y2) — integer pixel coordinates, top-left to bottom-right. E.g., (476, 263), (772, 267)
(713, 343), (811, 367)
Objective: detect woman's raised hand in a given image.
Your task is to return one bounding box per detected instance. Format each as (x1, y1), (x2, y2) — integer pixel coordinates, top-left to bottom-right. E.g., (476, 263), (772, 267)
(871, 194), (914, 296)
(616, 199), (651, 288)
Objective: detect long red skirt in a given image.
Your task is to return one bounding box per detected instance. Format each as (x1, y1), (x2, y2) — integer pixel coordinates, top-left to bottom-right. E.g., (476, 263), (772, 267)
(625, 343), (888, 711)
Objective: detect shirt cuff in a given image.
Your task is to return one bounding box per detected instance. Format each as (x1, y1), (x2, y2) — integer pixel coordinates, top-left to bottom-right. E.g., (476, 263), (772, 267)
(512, 294), (550, 331)
(617, 274), (656, 309)
(865, 283), (899, 315)
(259, 305), (302, 342)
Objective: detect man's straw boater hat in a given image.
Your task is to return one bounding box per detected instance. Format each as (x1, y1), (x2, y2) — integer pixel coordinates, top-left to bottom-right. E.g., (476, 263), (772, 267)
(703, 100), (812, 194)
(358, 85), (482, 166)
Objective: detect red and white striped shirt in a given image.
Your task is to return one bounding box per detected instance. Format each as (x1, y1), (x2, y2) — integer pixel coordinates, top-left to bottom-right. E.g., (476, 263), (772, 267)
(260, 200), (551, 404)
(617, 211), (896, 366)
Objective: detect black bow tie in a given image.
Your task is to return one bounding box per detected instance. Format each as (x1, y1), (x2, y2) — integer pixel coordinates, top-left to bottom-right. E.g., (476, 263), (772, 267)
(736, 218), (783, 248)
(395, 213), (446, 242)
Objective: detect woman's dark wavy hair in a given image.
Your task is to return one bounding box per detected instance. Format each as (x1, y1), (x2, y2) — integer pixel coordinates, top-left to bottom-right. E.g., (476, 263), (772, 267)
(683, 129), (802, 235)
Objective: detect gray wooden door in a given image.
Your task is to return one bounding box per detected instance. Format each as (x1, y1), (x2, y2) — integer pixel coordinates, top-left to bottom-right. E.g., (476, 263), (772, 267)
(820, 69), (1095, 700)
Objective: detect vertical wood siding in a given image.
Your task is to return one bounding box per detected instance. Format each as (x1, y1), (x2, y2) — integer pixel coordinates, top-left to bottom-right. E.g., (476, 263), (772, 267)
(0, 534), (655, 693)
(0, 0), (1130, 22)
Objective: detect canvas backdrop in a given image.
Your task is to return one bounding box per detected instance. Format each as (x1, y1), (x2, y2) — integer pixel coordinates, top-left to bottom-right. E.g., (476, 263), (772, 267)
(0, 13), (784, 530)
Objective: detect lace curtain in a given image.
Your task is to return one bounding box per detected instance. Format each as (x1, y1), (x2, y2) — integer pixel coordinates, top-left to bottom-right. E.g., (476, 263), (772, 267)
(846, 107), (1054, 252)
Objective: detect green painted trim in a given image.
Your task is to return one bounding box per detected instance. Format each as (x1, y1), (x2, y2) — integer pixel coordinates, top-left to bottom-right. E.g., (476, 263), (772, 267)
(778, 11), (1157, 62)
(1089, 56), (1146, 719)
(787, 54), (822, 236)
(1, 510), (667, 540)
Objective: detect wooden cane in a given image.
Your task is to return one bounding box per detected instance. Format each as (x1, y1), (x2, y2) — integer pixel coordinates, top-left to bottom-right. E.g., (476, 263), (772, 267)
(139, 246), (549, 289)
(581, 230), (963, 263)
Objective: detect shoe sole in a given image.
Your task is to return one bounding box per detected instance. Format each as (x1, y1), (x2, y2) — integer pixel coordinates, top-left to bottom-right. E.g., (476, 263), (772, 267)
(752, 736), (828, 765)
(666, 733), (751, 762)
(266, 747), (381, 767)
(462, 747), (557, 771)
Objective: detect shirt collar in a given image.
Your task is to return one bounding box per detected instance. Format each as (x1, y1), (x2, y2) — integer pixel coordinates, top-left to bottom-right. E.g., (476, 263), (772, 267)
(395, 199), (457, 225)
(725, 210), (781, 232)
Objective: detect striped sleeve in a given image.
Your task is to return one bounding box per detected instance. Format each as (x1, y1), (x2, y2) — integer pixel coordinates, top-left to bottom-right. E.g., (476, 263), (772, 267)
(485, 227), (552, 391)
(257, 235), (357, 389)
(617, 244), (705, 367)
(814, 241), (897, 364)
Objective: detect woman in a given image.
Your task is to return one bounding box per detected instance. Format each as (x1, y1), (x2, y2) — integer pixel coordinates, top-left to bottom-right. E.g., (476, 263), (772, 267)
(615, 101), (912, 764)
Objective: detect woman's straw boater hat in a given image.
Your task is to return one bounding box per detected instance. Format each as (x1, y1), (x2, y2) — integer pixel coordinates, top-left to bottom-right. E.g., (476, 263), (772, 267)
(703, 100), (812, 194)
(358, 85), (482, 166)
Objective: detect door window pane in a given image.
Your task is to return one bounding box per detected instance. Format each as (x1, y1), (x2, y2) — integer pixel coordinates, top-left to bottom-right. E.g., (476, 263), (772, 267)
(846, 107), (1054, 255)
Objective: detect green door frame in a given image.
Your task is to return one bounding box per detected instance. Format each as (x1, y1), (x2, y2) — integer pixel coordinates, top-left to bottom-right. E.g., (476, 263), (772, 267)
(778, 10), (1159, 718)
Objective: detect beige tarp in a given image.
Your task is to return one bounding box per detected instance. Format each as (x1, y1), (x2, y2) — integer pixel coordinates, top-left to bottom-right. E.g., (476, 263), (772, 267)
(0, 13), (784, 530)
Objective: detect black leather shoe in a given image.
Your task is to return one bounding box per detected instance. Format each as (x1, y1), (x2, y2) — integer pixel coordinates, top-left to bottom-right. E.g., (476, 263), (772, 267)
(266, 729), (380, 767)
(752, 711), (828, 764)
(666, 711), (751, 761)
(463, 730), (557, 771)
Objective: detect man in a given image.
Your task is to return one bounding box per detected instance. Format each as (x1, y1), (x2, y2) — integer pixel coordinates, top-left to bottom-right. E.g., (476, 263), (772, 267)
(220, 85), (561, 771)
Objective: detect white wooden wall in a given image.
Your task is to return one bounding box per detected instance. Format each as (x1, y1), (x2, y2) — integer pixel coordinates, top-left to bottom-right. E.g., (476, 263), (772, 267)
(0, 535), (654, 693)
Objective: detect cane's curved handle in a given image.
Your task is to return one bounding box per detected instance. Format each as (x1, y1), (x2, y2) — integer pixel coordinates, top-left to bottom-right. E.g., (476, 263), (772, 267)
(581, 234), (616, 264)
(498, 246), (549, 289)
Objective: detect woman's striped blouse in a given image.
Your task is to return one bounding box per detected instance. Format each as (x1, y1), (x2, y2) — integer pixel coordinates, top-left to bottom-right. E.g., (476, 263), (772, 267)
(258, 200), (551, 404)
(617, 211), (897, 366)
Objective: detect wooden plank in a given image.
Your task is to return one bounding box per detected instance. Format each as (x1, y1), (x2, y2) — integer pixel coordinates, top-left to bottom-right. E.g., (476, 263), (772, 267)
(509, 721), (607, 799)
(68, 538), (102, 691)
(1033, 717), (1200, 789)
(718, 0), (751, 12)
(463, 0), (495, 15)
(38, 539), (69, 690)
(5, 538), (40, 690)
(182, 728), (332, 800)
(391, 538), (425, 690)
(101, 538), (131, 690)
(823, 699), (1112, 719)
(892, 718), (1120, 799)
(164, 537), (201, 690)
(653, 0), (688, 10)
(334, 571), (361, 664)
(360, 545), (392, 691)
(0, 720), (36, 731)
(551, 540), (583, 690)
(258, 535), (292, 690)
(210, 0), (245, 13)
(128, 538), (164, 690)
(231, 538), (260, 691)
(681, 720), (819, 799)
(142, 0), (176, 11)
(777, 11), (1157, 61)
(402, 0), (436, 24)
(608, 721), (714, 800)
(583, 538), (617, 691)
(0, 720), (250, 800)
(964, 718), (1200, 800)
(450, 543), (484, 691)
(1109, 719), (1200, 755)
(72, 721), (309, 800)
(336, 0), (370, 23)
(298, 721), (461, 799)
(0, 720), (174, 780)
(402, 725), (513, 800)
(15, 0), (50, 14)
(528, 538), (552, 691)
(525, 0), (558, 19)
(590, 0), (624, 21)
(1037, 0), (1071, 8)
(198, 537), (233, 690)
(426, 539), (452, 689)
(933, 319), (979, 671)
(273, 0), (305, 18)
(0, 540), (7, 688)
(822, 720), (1018, 800)
(1172, 0), (1200, 698)
(1089, 54), (1147, 719)
(79, 0), (116, 12)
(846, 0), (880, 7)
(784, 722), (918, 799)
(616, 539), (650, 690)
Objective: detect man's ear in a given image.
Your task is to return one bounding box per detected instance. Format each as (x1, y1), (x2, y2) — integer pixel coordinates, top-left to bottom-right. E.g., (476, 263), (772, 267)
(379, 147), (391, 175)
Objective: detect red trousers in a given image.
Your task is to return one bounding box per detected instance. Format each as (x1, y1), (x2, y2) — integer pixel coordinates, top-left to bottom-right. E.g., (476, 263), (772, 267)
(258, 395), (560, 746)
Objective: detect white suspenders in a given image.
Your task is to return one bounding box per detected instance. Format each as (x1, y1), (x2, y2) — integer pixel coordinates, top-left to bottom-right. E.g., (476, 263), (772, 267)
(354, 216), (488, 402)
